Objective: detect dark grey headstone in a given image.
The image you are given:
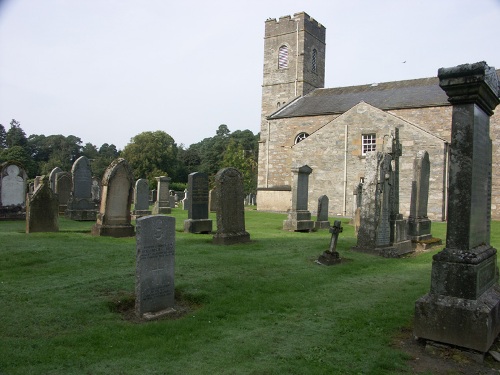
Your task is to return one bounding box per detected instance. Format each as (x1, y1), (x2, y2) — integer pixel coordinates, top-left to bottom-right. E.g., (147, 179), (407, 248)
(72, 156), (92, 199)
(26, 176), (58, 233)
(49, 167), (62, 192)
(135, 215), (175, 319)
(134, 178), (151, 213)
(408, 151), (432, 241)
(283, 165), (314, 232)
(184, 172), (212, 234)
(213, 168), (250, 245)
(315, 195), (330, 230)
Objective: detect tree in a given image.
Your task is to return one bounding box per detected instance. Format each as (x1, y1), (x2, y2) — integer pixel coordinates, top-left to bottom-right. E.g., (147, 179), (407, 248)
(220, 139), (257, 194)
(91, 143), (120, 178)
(121, 131), (180, 186)
(27, 134), (83, 175)
(0, 145), (37, 177)
(6, 119), (27, 148)
(0, 124), (6, 149)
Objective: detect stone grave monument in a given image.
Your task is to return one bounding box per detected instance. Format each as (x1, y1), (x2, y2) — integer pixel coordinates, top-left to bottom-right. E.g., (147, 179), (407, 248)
(414, 61), (500, 353)
(152, 176), (171, 214)
(209, 188), (218, 213)
(212, 168), (250, 245)
(91, 177), (101, 203)
(184, 172), (213, 234)
(33, 176), (42, 192)
(0, 161), (28, 220)
(283, 165), (314, 232)
(26, 176), (59, 233)
(92, 158), (135, 237)
(65, 156), (98, 221)
(135, 215), (175, 320)
(55, 172), (71, 214)
(49, 167), (62, 192)
(314, 195), (330, 229)
(133, 178), (152, 217)
(182, 188), (188, 210)
(317, 220), (343, 265)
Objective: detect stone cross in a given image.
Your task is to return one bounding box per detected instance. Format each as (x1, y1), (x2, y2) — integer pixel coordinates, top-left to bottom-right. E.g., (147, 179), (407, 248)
(328, 220), (343, 254)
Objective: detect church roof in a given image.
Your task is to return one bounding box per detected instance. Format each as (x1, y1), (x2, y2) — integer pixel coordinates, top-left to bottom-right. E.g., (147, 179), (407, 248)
(269, 74), (486, 119)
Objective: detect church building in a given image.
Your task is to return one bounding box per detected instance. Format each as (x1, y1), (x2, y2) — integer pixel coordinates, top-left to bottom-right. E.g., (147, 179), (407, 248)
(256, 12), (500, 221)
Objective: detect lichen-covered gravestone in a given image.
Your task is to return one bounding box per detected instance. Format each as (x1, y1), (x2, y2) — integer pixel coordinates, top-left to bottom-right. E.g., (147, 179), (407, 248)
(92, 158), (135, 237)
(184, 172), (212, 234)
(26, 176), (59, 233)
(414, 61), (500, 353)
(135, 215), (175, 320)
(213, 168), (250, 245)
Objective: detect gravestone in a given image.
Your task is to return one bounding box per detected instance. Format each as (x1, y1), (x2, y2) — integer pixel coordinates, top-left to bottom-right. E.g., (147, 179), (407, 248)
(150, 189), (157, 205)
(65, 156), (98, 221)
(351, 182), (363, 234)
(92, 158), (135, 237)
(209, 189), (218, 213)
(133, 178), (152, 217)
(55, 172), (72, 214)
(212, 168), (250, 245)
(26, 176), (58, 233)
(317, 220), (343, 265)
(314, 195), (330, 229)
(49, 167), (62, 192)
(135, 215), (175, 319)
(169, 190), (176, 209)
(33, 176), (42, 192)
(414, 61), (500, 353)
(184, 172), (212, 234)
(0, 161), (28, 220)
(283, 165), (314, 232)
(152, 176), (171, 214)
(408, 151), (433, 241)
(182, 188), (188, 210)
(91, 177), (101, 203)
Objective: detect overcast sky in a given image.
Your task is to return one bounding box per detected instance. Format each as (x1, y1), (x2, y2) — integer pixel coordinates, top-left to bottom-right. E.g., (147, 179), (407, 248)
(1, 0), (499, 150)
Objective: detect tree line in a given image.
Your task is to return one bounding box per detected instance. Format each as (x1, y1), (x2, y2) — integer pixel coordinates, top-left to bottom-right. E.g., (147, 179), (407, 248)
(0, 120), (259, 193)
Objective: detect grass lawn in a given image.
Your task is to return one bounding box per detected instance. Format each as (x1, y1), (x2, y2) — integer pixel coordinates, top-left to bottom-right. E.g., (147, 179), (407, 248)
(1, 208), (498, 374)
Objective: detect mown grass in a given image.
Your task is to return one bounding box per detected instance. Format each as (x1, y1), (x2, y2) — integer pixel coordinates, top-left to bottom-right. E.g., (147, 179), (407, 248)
(1, 208), (498, 374)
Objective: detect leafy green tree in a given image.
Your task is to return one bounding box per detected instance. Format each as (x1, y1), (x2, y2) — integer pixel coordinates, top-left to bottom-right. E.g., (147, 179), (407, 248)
(220, 139), (257, 194)
(6, 119), (27, 148)
(121, 131), (180, 186)
(0, 124), (7, 149)
(28, 134), (83, 174)
(0, 145), (37, 177)
(91, 143), (120, 178)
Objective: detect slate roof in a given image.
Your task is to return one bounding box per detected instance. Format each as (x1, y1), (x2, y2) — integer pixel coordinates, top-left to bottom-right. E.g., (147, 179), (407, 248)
(269, 70), (500, 119)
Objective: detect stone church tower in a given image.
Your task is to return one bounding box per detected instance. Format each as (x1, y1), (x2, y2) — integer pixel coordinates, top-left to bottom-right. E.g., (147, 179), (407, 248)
(261, 12), (326, 121)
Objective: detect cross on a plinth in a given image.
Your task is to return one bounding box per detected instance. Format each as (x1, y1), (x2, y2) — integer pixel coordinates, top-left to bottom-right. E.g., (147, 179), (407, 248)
(328, 220), (343, 254)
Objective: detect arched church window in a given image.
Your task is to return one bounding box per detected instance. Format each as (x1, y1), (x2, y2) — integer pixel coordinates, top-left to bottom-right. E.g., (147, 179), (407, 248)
(294, 132), (309, 144)
(278, 45), (288, 69)
(312, 49), (317, 73)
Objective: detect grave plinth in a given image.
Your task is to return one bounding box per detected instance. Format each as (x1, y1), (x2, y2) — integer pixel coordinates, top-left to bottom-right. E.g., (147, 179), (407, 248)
(414, 62), (500, 353)
(283, 165), (314, 232)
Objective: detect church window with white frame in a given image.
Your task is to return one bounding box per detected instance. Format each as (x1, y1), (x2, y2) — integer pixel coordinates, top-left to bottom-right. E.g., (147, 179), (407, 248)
(294, 132), (309, 144)
(278, 45), (288, 69)
(312, 49), (317, 73)
(362, 134), (376, 155)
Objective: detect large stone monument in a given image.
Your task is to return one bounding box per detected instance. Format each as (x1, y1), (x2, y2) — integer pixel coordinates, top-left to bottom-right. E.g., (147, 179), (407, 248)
(152, 176), (171, 215)
(213, 168), (250, 245)
(283, 165), (314, 232)
(65, 156), (97, 221)
(0, 161), (28, 220)
(314, 195), (330, 229)
(135, 215), (175, 319)
(408, 151), (432, 241)
(414, 62), (500, 353)
(184, 172), (213, 234)
(133, 178), (152, 217)
(26, 176), (59, 233)
(92, 158), (135, 237)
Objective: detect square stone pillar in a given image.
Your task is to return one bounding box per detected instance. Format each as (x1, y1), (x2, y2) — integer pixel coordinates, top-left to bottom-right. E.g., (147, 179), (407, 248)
(283, 165), (314, 232)
(414, 62), (500, 353)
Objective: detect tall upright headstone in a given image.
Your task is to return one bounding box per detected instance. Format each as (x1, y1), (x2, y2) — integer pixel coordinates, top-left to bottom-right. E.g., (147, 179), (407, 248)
(135, 215), (175, 319)
(49, 167), (62, 192)
(314, 195), (330, 229)
(65, 156), (98, 221)
(55, 172), (72, 214)
(414, 62), (500, 353)
(283, 165), (314, 232)
(212, 168), (250, 245)
(184, 172), (213, 234)
(133, 178), (152, 217)
(0, 161), (28, 220)
(408, 151), (432, 241)
(26, 176), (59, 233)
(152, 176), (171, 214)
(91, 177), (101, 203)
(92, 158), (135, 237)
(182, 188), (188, 210)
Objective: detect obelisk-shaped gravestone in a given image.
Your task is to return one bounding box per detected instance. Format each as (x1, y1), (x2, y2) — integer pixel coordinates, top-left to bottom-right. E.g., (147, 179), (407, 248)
(212, 168), (250, 245)
(184, 172), (212, 234)
(408, 151), (432, 241)
(414, 62), (500, 353)
(283, 165), (314, 232)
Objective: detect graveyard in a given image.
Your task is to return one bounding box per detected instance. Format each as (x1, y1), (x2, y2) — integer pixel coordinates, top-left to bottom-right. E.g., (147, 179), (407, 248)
(2, 207), (500, 374)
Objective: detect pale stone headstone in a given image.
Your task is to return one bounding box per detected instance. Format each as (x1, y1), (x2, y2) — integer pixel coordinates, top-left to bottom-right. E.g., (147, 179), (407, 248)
(169, 190), (176, 209)
(66, 156), (97, 221)
(314, 194), (330, 230)
(92, 158), (135, 237)
(152, 176), (171, 214)
(184, 172), (212, 234)
(0, 162), (27, 220)
(408, 151), (432, 241)
(91, 177), (101, 203)
(33, 176), (42, 192)
(182, 188), (188, 210)
(135, 215), (175, 319)
(414, 61), (500, 353)
(283, 165), (314, 232)
(208, 189), (218, 213)
(49, 167), (62, 192)
(213, 168), (250, 245)
(133, 178), (151, 216)
(55, 172), (72, 214)
(26, 176), (58, 233)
